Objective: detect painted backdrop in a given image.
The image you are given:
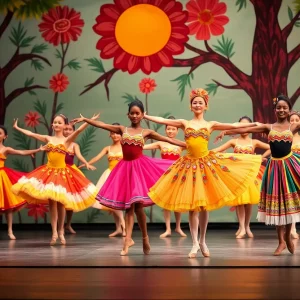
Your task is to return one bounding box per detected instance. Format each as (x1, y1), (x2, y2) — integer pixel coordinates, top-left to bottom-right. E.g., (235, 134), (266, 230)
(0, 0), (300, 224)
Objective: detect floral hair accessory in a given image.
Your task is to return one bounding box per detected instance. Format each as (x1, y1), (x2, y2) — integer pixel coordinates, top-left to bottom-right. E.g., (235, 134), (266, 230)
(189, 88), (209, 104)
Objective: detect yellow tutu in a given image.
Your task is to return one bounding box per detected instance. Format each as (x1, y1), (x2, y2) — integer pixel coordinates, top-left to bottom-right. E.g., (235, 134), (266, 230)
(149, 127), (262, 212)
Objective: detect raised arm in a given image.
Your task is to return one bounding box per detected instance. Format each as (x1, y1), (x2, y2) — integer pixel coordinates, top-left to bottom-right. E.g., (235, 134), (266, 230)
(82, 146), (109, 167)
(143, 142), (161, 151)
(211, 139), (235, 152)
(144, 114), (186, 129)
(73, 143), (96, 170)
(13, 119), (49, 143)
(146, 130), (186, 148)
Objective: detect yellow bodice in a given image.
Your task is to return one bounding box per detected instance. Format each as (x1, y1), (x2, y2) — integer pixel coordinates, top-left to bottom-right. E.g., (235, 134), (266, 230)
(0, 153), (6, 168)
(46, 144), (67, 168)
(184, 127), (210, 158)
(108, 152), (123, 170)
(292, 143), (300, 154)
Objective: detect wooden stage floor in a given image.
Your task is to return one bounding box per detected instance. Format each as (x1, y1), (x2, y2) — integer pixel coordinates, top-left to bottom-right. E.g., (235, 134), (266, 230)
(0, 227), (300, 299)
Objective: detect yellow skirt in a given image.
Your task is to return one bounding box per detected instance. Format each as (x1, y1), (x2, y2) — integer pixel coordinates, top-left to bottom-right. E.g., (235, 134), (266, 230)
(148, 151), (262, 212)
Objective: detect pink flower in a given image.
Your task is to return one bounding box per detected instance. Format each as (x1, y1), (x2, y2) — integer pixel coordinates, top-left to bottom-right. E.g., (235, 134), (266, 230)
(139, 78), (157, 94)
(186, 0), (229, 40)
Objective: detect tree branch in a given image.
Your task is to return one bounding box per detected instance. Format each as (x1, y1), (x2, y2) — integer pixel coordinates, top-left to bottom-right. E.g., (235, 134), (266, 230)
(80, 68), (118, 100)
(288, 43), (300, 70)
(212, 79), (241, 90)
(6, 85), (48, 106)
(0, 10), (14, 39)
(185, 43), (206, 55)
(282, 10), (300, 41)
(290, 86), (300, 107)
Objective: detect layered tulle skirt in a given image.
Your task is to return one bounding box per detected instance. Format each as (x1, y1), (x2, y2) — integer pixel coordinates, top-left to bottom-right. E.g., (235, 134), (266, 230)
(257, 152), (300, 225)
(0, 167), (27, 212)
(96, 155), (173, 210)
(149, 151), (262, 212)
(12, 164), (97, 212)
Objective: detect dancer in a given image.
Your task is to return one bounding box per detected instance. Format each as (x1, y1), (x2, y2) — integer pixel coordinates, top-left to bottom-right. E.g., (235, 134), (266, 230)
(12, 114), (98, 246)
(214, 95), (300, 256)
(72, 100), (185, 256)
(0, 125), (44, 239)
(212, 116), (269, 239)
(145, 88), (262, 258)
(63, 122), (96, 234)
(85, 123), (126, 237)
(143, 117), (186, 238)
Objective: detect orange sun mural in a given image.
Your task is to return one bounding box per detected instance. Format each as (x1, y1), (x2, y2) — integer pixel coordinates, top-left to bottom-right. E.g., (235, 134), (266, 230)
(93, 0), (189, 74)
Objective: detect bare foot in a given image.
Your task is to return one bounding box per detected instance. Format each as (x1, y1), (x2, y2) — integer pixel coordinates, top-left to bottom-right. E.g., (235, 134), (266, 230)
(143, 236), (151, 255)
(199, 243), (210, 257)
(8, 232), (16, 240)
(129, 239), (135, 247)
(286, 238), (295, 254)
(109, 229), (123, 237)
(236, 230), (246, 239)
(160, 230), (171, 238)
(188, 244), (200, 258)
(273, 242), (287, 256)
(291, 232), (299, 240)
(65, 225), (76, 234)
(120, 238), (131, 256)
(235, 228), (241, 236)
(246, 228), (254, 238)
(175, 228), (187, 237)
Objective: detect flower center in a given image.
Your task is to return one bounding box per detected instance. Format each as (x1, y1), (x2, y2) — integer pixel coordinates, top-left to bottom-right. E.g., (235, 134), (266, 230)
(57, 80), (62, 86)
(198, 10), (213, 24)
(53, 19), (71, 33)
(115, 4), (171, 56)
(145, 83), (151, 88)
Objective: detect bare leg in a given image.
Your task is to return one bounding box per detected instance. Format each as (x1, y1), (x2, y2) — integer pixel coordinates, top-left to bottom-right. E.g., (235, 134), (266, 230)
(291, 223), (299, 239)
(49, 200), (58, 245)
(244, 204), (254, 238)
(236, 205), (246, 239)
(160, 209), (171, 238)
(57, 202), (66, 245)
(109, 210), (125, 237)
(273, 225), (287, 255)
(285, 223), (295, 254)
(188, 211), (200, 258)
(235, 207), (241, 236)
(135, 204), (150, 254)
(199, 210), (210, 257)
(5, 210), (16, 240)
(121, 205), (135, 256)
(174, 212), (187, 237)
(65, 210), (76, 234)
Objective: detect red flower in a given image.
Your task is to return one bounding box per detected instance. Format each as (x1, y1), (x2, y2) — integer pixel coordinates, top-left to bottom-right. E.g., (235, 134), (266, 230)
(49, 73), (69, 93)
(39, 6), (84, 46)
(186, 0), (229, 40)
(27, 204), (49, 221)
(139, 78), (157, 94)
(93, 0), (189, 74)
(229, 206), (236, 212)
(24, 111), (40, 128)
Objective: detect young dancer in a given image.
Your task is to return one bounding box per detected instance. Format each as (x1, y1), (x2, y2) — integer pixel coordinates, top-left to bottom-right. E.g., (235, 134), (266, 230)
(0, 125), (44, 239)
(212, 116), (269, 239)
(143, 117), (186, 238)
(215, 95), (300, 256)
(144, 88), (262, 258)
(63, 122), (96, 234)
(72, 100), (185, 256)
(85, 123), (126, 237)
(12, 114), (98, 246)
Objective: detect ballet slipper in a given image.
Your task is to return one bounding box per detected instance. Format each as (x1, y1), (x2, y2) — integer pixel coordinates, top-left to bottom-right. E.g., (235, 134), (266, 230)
(286, 239), (295, 254)
(8, 232), (16, 240)
(109, 229), (123, 237)
(58, 231), (66, 245)
(50, 234), (58, 246)
(143, 236), (151, 255)
(64, 225), (76, 234)
(188, 245), (200, 258)
(246, 228), (254, 238)
(199, 243), (210, 258)
(175, 228), (187, 237)
(120, 238), (131, 256)
(160, 231), (171, 238)
(273, 243), (287, 256)
(291, 232), (299, 240)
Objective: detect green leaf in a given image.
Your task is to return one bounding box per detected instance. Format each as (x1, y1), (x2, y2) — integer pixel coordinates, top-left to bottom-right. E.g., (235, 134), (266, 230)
(12, 158), (29, 173)
(66, 59), (81, 70)
(9, 22), (26, 47)
(85, 58), (105, 73)
(122, 93), (139, 105)
(24, 77), (34, 87)
(288, 6), (294, 21)
(205, 83), (219, 96)
(20, 36), (36, 48)
(31, 59), (44, 71)
(77, 127), (97, 158)
(55, 49), (62, 59)
(213, 35), (235, 59)
(293, 0), (300, 13)
(235, 0), (247, 12)
(170, 73), (194, 101)
(295, 21), (300, 27)
(153, 112), (172, 132)
(33, 99), (47, 117)
(31, 43), (48, 54)
(13, 124), (31, 150)
(28, 90), (37, 96)
(55, 102), (64, 114)
(87, 208), (104, 223)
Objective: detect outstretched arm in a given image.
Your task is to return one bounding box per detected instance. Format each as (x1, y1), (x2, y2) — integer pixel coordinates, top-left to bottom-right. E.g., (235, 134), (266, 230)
(146, 130), (186, 148)
(79, 147), (109, 168)
(144, 114), (186, 129)
(143, 142), (161, 151)
(73, 143), (96, 171)
(5, 145), (46, 156)
(210, 121), (258, 131)
(13, 119), (49, 143)
(211, 139), (235, 152)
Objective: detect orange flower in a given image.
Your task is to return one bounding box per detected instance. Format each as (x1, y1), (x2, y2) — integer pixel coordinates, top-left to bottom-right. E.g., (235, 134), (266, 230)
(24, 111), (40, 128)
(49, 73), (69, 93)
(139, 78), (157, 94)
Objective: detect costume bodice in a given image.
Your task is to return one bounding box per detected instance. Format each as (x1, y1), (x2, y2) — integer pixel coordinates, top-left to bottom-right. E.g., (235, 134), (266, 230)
(65, 143), (75, 165)
(233, 140), (254, 154)
(0, 153), (6, 168)
(107, 147), (123, 170)
(292, 143), (300, 154)
(184, 127), (210, 158)
(121, 128), (144, 161)
(268, 125), (293, 158)
(46, 144), (67, 168)
(161, 145), (181, 160)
